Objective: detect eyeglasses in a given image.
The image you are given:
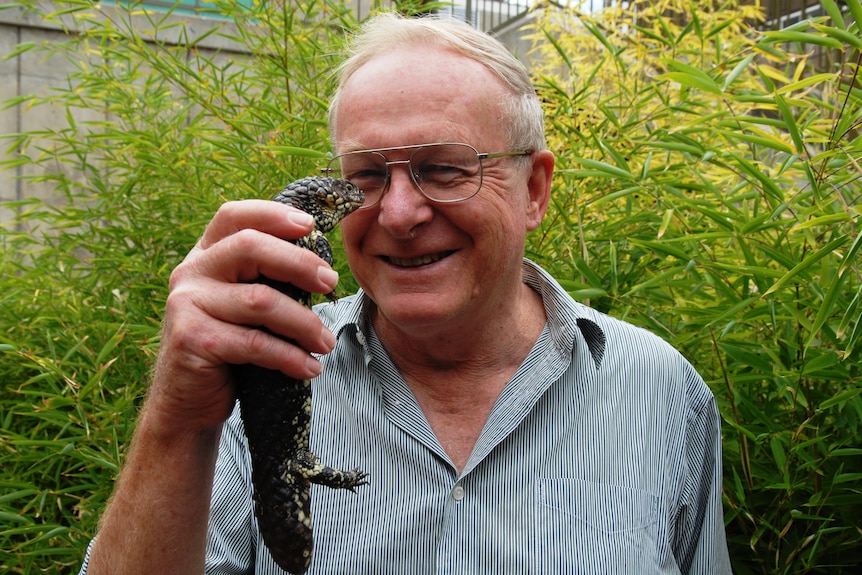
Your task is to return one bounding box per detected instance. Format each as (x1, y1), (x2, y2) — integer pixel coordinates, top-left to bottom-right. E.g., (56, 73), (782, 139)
(323, 143), (532, 209)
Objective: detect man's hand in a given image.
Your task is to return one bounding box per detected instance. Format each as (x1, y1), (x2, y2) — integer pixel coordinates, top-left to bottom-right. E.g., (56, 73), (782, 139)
(86, 199), (339, 575)
(145, 199), (340, 437)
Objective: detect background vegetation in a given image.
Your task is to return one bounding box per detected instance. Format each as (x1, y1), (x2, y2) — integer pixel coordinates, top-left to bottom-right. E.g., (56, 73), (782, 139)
(527, 1), (861, 571)
(1, 0), (859, 572)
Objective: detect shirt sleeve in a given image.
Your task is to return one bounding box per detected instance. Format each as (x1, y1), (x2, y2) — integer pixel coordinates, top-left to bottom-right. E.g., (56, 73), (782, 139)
(77, 538), (94, 574)
(205, 404), (257, 575)
(673, 364), (733, 574)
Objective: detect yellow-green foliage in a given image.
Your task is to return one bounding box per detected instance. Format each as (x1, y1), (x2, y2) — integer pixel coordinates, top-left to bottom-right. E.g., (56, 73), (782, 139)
(0, 1), (361, 571)
(526, 1), (861, 572)
(0, 0), (860, 573)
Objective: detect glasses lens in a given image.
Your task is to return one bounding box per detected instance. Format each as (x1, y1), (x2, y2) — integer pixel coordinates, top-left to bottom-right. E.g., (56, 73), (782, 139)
(410, 144), (482, 202)
(327, 143), (484, 207)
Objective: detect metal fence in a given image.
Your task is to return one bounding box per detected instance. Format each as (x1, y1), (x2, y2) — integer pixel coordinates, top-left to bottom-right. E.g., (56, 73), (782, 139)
(435, 0), (534, 34)
(107, 1), (535, 35)
(348, 0), (534, 34)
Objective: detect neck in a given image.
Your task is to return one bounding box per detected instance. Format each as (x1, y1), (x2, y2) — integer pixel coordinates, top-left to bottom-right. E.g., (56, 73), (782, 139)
(372, 281), (545, 377)
(371, 282), (546, 472)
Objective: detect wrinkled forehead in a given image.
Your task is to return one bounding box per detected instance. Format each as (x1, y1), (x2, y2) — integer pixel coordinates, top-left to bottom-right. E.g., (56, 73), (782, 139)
(331, 47), (510, 154)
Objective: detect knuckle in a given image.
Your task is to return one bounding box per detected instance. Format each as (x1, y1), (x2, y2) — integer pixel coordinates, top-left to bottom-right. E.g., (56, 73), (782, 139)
(241, 283), (280, 315)
(228, 227), (262, 254)
(163, 287), (193, 320)
(168, 257), (196, 291)
(243, 327), (273, 357)
(213, 199), (242, 219)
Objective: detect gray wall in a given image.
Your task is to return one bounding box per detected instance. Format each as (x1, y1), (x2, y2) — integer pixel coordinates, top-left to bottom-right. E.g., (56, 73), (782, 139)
(0, 1), (535, 226)
(0, 2), (248, 225)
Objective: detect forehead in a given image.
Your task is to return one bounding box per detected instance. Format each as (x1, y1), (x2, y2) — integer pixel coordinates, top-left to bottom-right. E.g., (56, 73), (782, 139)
(334, 46), (509, 151)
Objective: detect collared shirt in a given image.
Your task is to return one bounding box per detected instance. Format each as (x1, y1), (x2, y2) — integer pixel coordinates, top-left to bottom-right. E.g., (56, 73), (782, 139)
(79, 260), (732, 574)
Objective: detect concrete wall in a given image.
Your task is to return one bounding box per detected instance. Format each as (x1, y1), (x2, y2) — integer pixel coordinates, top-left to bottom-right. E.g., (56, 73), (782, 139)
(0, 17), (21, 225)
(0, 1), (534, 227)
(0, 2), (250, 226)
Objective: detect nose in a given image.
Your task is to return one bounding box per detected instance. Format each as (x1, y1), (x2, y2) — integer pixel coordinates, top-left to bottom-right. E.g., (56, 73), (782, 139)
(375, 162), (433, 239)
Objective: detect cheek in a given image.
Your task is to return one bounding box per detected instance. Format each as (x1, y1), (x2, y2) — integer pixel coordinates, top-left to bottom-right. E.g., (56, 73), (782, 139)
(471, 188), (530, 240)
(339, 214), (370, 267)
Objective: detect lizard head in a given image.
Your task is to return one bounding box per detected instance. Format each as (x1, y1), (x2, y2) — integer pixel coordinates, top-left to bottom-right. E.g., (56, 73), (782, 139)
(273, 177), (365, 233)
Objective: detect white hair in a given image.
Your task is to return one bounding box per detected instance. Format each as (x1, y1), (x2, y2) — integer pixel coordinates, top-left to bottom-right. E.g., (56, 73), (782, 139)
(328, 12), (545, 155)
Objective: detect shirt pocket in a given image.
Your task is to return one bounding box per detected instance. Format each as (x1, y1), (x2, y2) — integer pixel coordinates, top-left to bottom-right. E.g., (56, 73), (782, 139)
(535, 478), (663, 573)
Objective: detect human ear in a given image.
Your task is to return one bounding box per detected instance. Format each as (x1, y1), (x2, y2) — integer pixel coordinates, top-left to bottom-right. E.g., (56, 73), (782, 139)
(525, 150), (555, 231)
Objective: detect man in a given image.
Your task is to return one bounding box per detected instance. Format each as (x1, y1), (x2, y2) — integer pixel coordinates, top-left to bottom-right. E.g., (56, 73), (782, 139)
(81, 12), (732, 574)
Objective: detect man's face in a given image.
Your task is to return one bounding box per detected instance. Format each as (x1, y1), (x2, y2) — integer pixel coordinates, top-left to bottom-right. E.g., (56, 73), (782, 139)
(335, 46), (548, 338)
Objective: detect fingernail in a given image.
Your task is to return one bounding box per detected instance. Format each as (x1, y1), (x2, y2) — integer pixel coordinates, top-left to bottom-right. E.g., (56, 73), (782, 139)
(290, 211), (314, 227)
(321, 327), (336, 351)
(318, 266), (338, 288)
(306, 355), (323, 376)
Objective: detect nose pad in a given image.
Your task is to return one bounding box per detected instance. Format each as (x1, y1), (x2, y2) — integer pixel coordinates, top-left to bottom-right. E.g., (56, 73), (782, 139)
(381, 161), (427, 204)
(376, 164), (433, 238)
(387, 167), (419, 193)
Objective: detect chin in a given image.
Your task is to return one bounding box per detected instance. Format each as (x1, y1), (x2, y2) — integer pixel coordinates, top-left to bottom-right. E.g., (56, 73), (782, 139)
(375, 293), (459, 330)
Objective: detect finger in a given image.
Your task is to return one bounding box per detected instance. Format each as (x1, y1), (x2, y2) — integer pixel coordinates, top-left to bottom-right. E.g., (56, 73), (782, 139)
(173, 227), (339, 297)
(197, 200), (315, 251)
(200, 318), (325, 379)
(188, 279), (337, 356)
(163, 285), (328, 380)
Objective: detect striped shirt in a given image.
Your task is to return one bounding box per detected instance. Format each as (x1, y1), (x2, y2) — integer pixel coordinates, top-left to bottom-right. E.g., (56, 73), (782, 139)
(80, 260), (732, 574)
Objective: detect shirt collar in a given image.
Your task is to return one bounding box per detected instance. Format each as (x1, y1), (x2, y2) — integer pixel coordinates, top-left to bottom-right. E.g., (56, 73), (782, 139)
(521, 259), (606, 368)
(316, 258), (607, 369)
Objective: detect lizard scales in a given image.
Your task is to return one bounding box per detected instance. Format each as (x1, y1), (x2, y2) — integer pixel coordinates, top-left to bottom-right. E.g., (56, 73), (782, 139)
(233, 176), (368, 574)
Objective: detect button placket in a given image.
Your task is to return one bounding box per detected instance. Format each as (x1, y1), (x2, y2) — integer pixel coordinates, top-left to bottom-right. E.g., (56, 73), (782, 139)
(436, 479), (466, 574)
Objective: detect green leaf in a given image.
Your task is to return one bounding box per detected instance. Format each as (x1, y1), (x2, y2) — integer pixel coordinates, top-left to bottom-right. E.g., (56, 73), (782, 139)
(820, 0), (847, 29)
(2, 41), (36, 61)
(570, 157), (636, 180)
(631, 23), (673, 47)
(648, 140), (704, 155)
(774, 93), (805, 155)
(541, 26), (573, 70)
(764, 237), (848, 296)
(776, 73), (839, 95)
(658, 208), (674, 239)
(597, 139), (632, 176)
(719, 129), (794, 154)
(582, 18), (622, 60)
(628, 239), (691, 261)
(759, 30), (844, 49)
(721, 55), (755, 91)
(818, 387), (862, 410)
(812, 23), (862, 50)
(569, 287), (609, 300)
(807, 229), (862, 348)
(834, 472), (862, 484)
(657, 72), (722, 95)
(731, 155), (785, 203)
(263, 146), (328, 159)
(770, 436), (787, 471)
(707, 17), (736, 39)
(790, 213), (850, 232)
(801, 351), (840, 377)
(847, 0), (862, 32)
(789, 509), (835, 521)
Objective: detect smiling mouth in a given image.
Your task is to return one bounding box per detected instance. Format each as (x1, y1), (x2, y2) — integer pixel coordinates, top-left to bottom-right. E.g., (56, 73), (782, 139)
(386, 251), (454, 268)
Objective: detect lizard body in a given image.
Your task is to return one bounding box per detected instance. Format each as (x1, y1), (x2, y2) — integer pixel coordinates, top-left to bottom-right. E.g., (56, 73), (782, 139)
(233, 176), (367, 574)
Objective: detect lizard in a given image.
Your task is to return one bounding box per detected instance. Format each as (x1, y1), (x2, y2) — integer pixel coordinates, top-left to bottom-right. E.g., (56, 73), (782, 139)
(232, 176), (368, 574)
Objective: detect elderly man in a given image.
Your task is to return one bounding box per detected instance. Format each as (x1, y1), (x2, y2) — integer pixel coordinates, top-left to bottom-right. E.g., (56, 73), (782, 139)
(81, 12), (731, 575)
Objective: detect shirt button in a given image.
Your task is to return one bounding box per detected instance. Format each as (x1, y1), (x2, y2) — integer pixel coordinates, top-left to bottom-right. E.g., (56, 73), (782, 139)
(451, 484), (465, 501)
(355, 331), (366, 346)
